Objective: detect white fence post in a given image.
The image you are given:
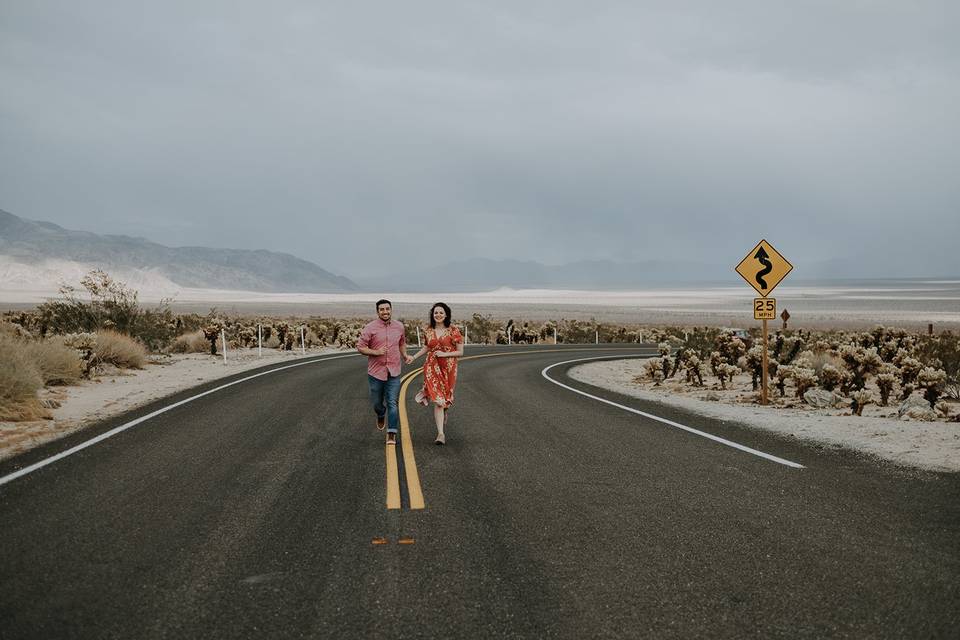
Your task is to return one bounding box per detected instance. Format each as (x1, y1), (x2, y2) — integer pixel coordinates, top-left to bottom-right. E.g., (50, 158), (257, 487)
(639, 330), (644, 343)
(463, 325), (468, 344)
(258, 323), (262, 358)
(221, 329), (227, 363)
(300, 326), (306, 355)
(595, 330), (599, 345)
(508, 327), (512, 345)
(416, 325), (421, 347)
(553, 327), (558, 344)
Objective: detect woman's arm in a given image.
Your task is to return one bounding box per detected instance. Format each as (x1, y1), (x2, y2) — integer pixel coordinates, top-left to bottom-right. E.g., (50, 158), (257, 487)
(436, 337), (464, 358)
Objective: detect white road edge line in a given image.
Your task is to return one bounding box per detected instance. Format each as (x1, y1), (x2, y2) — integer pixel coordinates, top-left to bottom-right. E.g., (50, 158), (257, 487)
(541, 355), (805, 469)
(0, 353), (360, 488)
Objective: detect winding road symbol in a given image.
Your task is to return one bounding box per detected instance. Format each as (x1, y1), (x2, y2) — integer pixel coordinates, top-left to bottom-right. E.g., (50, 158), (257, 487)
(735, 239), (793, 297)
(754, 246), (773, 290)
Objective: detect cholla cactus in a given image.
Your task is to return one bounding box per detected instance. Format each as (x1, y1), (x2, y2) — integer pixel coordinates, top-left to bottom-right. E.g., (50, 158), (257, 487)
(917, 367), (947, 408)
(818, 363), (847, 392)
(683, 352), (704, 386)
(792, 366), (818, 398)
(774, 364), (792, 397)
(839, 345), (882, 392)
(714, 332), (746, 366)
(202, 324), (223, 355)
(656, 343), (673, 379)
(644, 358), (664, 385)
(875, 367), (898, 407)
(850, 389), (874, 416)
(936, 401), (952, 418)
(742, 345), (764, 391)
(893, 351), (923, 391)
(713, 362), (740, 390)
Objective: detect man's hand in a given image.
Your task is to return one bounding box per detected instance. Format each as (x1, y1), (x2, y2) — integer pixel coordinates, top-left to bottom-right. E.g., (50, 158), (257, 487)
(404, 354), (414, 365)
(372, 347), (387, 356)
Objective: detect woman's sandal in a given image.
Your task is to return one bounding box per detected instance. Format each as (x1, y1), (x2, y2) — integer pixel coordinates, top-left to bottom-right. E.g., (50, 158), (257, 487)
(434, 433), (445, 445)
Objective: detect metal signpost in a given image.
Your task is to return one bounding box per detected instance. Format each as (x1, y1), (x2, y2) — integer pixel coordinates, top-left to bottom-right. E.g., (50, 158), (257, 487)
(735, 239), (793, 405)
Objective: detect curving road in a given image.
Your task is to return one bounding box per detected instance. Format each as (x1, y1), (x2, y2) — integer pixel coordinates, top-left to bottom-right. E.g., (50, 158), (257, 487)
(0, 345), (958, 639)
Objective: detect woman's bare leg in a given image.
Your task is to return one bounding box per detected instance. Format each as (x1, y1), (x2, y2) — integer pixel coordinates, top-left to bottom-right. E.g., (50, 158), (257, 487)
(434, 404), (445, 441)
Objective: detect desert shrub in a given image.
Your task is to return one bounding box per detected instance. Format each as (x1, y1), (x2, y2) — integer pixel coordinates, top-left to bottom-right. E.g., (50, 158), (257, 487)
(93, 331), (147, 369)
(916, 332), (960, 399)
(34, 270), (177, 351)
(37, 270), (139, 335)
(134, 303), (177, 352)
(264, 334), (281, 349)
(24, 338), (83, 385)
(170, 330), (209, 354)
(0, 335), (46, 420)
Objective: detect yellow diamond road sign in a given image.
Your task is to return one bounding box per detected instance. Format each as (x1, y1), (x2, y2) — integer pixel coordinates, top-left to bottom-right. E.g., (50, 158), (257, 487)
(736, 239), (793, 297)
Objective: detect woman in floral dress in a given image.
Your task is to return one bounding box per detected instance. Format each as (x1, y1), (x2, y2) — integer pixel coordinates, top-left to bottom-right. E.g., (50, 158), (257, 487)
(408, 302), (464, 445)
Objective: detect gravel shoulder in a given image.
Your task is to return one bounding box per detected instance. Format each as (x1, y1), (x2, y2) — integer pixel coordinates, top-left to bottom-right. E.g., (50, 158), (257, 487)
(569, 358), (960, 473)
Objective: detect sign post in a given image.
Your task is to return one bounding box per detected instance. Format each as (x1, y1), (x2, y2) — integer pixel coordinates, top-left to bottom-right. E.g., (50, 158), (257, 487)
(735, 240), (793, 406)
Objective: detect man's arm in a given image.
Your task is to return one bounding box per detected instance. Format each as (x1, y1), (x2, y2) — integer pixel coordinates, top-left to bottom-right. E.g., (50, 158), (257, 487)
(356, 325), (386, 356)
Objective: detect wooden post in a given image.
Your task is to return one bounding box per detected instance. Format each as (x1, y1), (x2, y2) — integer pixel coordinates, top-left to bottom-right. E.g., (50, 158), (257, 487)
(929, 323), (934, 335)
(761, 318), (769, 405)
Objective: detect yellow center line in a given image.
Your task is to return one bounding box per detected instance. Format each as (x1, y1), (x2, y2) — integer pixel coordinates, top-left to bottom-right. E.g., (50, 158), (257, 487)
(387, 346), (651, 511)
(399, 370), (425, 509)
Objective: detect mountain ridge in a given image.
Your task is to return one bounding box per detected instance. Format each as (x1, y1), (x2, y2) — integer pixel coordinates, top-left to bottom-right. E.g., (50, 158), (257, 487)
(0, 209), (359, 293)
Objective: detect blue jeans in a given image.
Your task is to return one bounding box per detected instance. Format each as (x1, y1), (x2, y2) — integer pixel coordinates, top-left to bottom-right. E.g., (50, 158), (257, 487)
(368, 374), (401, 434)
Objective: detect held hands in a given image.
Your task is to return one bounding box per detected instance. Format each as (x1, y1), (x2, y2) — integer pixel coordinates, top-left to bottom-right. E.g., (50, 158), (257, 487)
(404, 354), (415, 365)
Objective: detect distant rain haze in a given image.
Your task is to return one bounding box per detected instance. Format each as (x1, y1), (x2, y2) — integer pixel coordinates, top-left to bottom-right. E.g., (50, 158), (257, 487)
(1, 1), (958, 282)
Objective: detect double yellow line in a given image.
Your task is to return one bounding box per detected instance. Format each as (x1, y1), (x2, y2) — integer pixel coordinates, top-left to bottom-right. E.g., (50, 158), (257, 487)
(386, 368), (426, 510)
(385, 347), (648, 510)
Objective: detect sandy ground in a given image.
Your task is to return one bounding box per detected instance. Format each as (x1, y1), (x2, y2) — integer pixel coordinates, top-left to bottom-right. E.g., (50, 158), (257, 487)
(4, 283), (959, 330)
(569, 359), (960, 473)
(0, 347), (347, 463)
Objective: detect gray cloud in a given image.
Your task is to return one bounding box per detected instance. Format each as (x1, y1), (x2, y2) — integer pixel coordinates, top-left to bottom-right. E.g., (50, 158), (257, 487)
(2, 1), (958, 279)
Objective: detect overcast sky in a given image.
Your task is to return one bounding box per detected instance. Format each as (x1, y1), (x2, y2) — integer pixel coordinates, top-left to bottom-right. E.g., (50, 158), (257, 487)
(1, 1), (958, 279)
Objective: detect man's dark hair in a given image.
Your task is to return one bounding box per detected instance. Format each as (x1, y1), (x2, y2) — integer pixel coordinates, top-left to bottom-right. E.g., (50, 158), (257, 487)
(375, 299), (392, 310)
(429, 302), (452, 328)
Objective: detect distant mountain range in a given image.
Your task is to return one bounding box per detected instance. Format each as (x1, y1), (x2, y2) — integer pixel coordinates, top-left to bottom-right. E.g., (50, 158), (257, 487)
(0, 209), (358, 293)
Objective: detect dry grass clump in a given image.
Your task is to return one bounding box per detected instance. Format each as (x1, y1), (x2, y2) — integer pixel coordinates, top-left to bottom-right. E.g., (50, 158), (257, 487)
(169, 330), (209, 354)
(24, 338), (83, 385)
(93, 330), (147, 369)
(0, 335), (48, 421)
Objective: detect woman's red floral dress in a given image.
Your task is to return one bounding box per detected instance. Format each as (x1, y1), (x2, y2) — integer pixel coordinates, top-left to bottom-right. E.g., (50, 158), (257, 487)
(418, 326), (462, 408)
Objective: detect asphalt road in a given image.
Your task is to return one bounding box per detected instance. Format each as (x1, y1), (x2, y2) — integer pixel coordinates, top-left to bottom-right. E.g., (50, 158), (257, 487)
(1, 345), (958, 639)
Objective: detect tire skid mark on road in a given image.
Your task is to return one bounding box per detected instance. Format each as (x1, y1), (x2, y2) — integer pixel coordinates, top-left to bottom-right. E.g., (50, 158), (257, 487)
(541, 355), (806, 469)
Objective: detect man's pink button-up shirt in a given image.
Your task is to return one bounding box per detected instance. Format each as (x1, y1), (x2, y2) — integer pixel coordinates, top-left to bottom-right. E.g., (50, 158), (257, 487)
(358, 319), (406, 380)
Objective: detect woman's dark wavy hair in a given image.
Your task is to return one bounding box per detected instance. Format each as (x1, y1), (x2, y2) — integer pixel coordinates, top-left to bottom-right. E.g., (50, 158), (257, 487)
(429, 302), (452, 328)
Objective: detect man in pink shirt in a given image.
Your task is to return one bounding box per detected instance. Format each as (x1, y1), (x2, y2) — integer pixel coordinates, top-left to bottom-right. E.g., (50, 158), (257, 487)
(357, 299), (413, 445)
